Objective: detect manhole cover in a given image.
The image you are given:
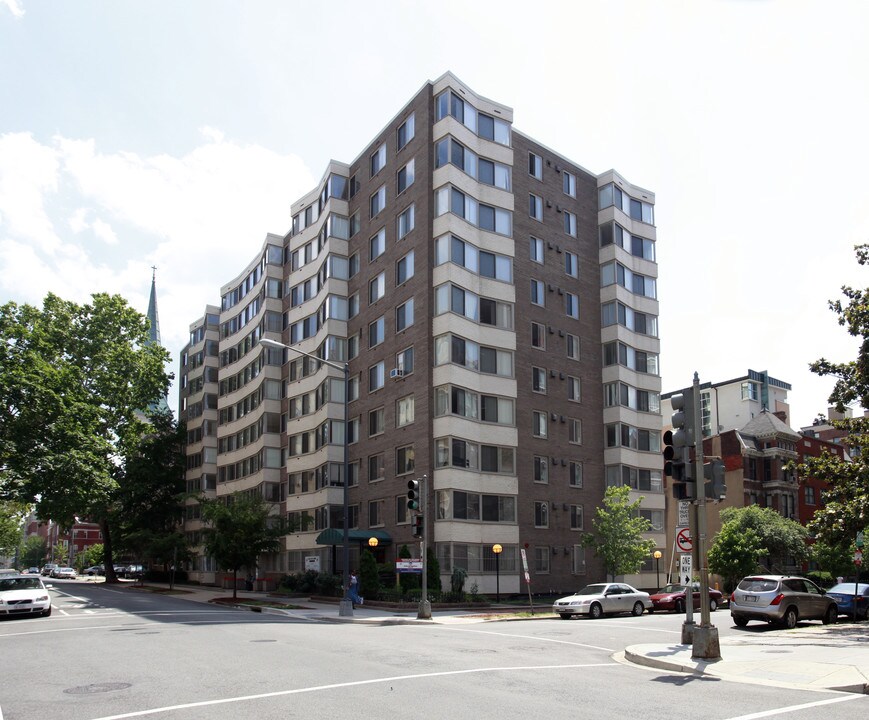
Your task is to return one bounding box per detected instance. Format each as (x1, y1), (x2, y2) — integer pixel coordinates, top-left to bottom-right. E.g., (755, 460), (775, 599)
(65, 682), (132, 695)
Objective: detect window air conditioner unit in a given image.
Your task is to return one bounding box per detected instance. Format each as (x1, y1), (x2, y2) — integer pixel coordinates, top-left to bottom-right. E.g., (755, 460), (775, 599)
(389, 368), (403, 379)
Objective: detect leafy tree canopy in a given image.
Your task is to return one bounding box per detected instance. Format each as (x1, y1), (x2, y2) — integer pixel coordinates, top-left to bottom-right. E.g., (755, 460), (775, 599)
(718, 505), (808, 571)
(19, 535), (47, 568)
(0, 500), (27, 557)
(795, 244), (869, 545)
(584, 485), (656, 581)
(708, 523), (764, 593)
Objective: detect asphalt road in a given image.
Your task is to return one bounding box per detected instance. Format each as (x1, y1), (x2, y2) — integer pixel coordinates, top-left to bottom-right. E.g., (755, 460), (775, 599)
(1, 581), (866, 720)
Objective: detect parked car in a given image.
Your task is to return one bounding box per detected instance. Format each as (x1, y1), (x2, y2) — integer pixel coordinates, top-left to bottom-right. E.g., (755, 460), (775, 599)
(83, 565), (104, 576)
(553, 583), (651, 619)
(50, 567), (77, 579)
(730, 575), (838, 629)
(26, 567), (40, 575)
(0, 573), (52, 617)
(40, 564), (57, 577)
(122, 565), (145, 579)
(825, 582), (869, 620)
(113, 565), (127, 576)
(649, 583), (724, 613)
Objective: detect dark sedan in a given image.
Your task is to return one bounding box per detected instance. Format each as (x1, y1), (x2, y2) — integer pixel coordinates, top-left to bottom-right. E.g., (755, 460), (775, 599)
(649, 583), (724, 613)
(826, 582), (869, 620)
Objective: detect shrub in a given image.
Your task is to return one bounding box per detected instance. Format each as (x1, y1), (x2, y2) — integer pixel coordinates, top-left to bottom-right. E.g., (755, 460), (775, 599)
(450, 567), (467, 594)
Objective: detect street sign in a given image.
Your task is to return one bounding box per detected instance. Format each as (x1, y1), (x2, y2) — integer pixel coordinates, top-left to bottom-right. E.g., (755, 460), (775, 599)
(855, 549), (863, 567)
(679, 554), (693, 585)
(396, 559), (423, 573)
(520, 548), (531, 584)
(304, 556), (320, 572)
(676, 527), (693, 553)
(678, 501), (690, 527)
(857, 531), (864, 548)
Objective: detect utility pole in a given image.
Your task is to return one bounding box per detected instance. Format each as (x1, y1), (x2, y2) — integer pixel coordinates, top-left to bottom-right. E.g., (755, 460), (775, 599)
(418, 475), (431, 620)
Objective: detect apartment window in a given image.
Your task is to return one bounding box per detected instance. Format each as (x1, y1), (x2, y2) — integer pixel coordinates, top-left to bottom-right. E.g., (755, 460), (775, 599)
(369, 272), (385, 304)
(397, 113), (415, 150)
(531, 322), (546, 350)
(564, 211), (577, 237)
(396, 395), (415, 427)
(532, 367), (547, 393)
(532, 411), (548, 438)
(369, 499), (384, 527)
(564, 293), (579, 319)
(347, 374), (360, 402)
(533, 455), (548, 484)
(534, 547), (550, 574)
(369, 362), (385, 392)
(370, 228), (386, 261)
(368, 453), (385, 482)
(395, 496), (408, 524)
(529, 193), (543, 221)
(530, 236), (544, 264)
(349, 253), (359, 278)
(529, 152), (542, 180)
(567, 376), (581, 402)
(569, 418), (582, 444)
(569, 461), (583, 488)
(534, 501), (549, 528)
(531, 279), (545, 306)
(563, 171), (576, 197)
(640, 509), (664, 532)
(396, 346), (414, 375)
(396, 445), (415, 475)
(741, 382), (758, 401)
(396, 250), (415, 285)
(346, 416), (359, 444)
(566, 333), (579, 360)
(805, 486), (816, 505)
(435, 234), (512, 282)
(572, 546), (586, 574)
(397, 158), (415, 194)
(565, 252), (578, 278)
(370, 143), (386, 177)
(397, 204), (415, 239)
(570, 505), (583, 531)
(370, 186), (386, 218)
(350, 211), (360, 238)
(395, 298), (414, 332)
(369, 316), (385, 348)
(369, 408), (384, 437)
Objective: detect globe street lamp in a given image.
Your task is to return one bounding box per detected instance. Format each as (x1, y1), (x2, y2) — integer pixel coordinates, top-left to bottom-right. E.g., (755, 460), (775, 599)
(492, 544), (503, 604)
(368, 537), (378, 549)
(653, 550), (662, 589)
(260, 337), (351, 617)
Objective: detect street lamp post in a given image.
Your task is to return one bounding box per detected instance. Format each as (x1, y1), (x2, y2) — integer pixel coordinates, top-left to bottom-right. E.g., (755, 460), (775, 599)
(653, 550), (662, 589)
(492, 544), (503, 604)
(260, 337), (351, 617)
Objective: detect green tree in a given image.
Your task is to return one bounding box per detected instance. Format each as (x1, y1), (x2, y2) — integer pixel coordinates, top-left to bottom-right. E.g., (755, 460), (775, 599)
(0, 293), (170, 581)
(359, 549), (379, 599)
(583, 485), (656, 581)
(809, 539), (855, 580)
(19, 535), (46, 568)
(0, 501), (25, 559)
(708, 523), (764, 593)
(201, 493), (282, 600)
(794, 244), (869, 546)
(83, 543), (105, 568)
(426, 545), (442, 596)
(718, 505), (808, 571)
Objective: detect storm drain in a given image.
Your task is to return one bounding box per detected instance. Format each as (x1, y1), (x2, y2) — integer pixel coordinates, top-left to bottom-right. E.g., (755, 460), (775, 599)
(64, 682), (132, 695)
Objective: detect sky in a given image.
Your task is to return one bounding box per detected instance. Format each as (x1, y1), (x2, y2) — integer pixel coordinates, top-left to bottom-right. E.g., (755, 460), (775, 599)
(1, 0), (867, 429)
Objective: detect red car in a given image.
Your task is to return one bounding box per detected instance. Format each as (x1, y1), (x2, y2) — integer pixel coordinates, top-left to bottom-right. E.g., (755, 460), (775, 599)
(649, 583), (723, 613)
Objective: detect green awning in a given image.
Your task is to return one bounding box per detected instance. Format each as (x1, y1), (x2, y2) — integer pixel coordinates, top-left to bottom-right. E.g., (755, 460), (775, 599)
(315, 528), (392, 546)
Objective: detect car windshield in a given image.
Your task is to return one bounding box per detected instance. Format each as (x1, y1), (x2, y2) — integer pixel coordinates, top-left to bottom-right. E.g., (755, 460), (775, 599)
(828, 583), (869, 594)
(737, 578), (779, 592)
(658, 584), (685, 593)
(576, 584), (608, 595)
(0, 577), (42, 591)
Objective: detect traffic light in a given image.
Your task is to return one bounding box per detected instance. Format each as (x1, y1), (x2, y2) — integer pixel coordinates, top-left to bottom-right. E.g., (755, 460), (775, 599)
(412, 514), (424, 538)
(407, 479), (420, 510)
(704, 459), (726, 501)
(664, 390), (695, 500)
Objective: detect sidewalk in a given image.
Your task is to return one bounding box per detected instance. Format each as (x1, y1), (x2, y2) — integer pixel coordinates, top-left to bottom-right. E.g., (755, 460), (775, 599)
(624, 623), (869, 694)
(121, 581), (869, 694)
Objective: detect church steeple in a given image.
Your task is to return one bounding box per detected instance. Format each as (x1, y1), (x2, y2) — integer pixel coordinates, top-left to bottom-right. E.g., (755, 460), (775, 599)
(146, 268), (170, 415)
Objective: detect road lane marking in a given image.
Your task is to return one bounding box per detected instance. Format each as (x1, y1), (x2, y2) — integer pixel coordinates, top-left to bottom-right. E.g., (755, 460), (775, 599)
(86, 663), (623, 720)
(445, 627), (616, 652)
(724, 694), (865, 719)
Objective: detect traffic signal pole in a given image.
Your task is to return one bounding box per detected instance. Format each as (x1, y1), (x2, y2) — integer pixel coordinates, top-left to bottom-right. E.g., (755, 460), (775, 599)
(418, 475), (431, 619)
(690, 372), (720, 660)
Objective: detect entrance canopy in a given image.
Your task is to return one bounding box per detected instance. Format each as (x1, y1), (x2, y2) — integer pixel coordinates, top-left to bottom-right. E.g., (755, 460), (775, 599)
(315, 528), (392, 546)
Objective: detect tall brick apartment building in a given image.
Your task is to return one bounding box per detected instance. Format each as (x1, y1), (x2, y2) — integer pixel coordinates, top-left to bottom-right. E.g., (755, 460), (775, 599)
(179, 73), (662, 594)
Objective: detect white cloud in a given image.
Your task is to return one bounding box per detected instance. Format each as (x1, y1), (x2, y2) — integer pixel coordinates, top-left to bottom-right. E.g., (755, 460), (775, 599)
(90, 218), (118, 245)
(1, 0), (24, 18)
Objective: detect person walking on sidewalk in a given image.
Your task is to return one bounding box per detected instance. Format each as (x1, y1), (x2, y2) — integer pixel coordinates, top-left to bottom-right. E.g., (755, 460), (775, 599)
(347, 570), (363, 607)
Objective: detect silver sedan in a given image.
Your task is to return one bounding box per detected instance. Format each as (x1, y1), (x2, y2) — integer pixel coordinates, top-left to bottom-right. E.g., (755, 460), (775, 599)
(553, 582), (651, 619)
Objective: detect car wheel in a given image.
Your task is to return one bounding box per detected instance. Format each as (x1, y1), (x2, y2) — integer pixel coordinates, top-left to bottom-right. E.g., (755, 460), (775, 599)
(674, 599), (685, 614)
(42, 606), (52, 617)
(733, 615), (749, 627)
(631, 601), (644, 617)
(781, 607), (798, 629)
(709, 599), (718, 612)
(589, 602), (603, 619)
(822, 605), (837, 625)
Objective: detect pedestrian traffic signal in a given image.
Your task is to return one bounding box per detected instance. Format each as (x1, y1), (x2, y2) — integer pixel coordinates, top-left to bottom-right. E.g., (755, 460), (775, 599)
(664, 390), (695, 500)
(704, 459), (726, 501)
(407, 479), (420, 510)
(412, 514), (424, 538)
